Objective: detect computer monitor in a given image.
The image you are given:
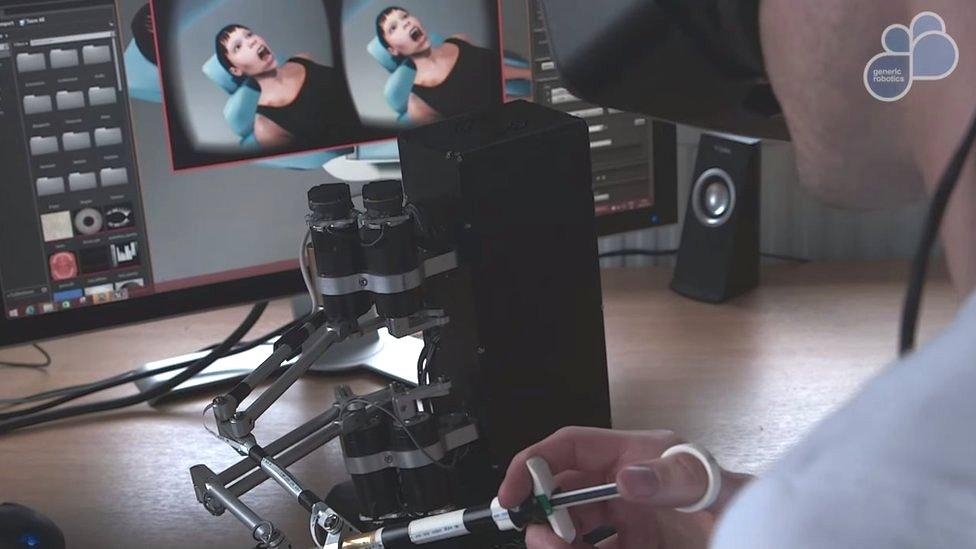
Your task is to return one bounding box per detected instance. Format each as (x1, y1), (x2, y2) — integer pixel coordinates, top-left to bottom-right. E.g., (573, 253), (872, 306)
(0, 0), (677, 349)
(520, 0), (678, 235)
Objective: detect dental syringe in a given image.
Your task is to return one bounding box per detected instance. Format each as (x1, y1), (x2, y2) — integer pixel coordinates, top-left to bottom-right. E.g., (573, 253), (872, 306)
(323, 458), (619, 548)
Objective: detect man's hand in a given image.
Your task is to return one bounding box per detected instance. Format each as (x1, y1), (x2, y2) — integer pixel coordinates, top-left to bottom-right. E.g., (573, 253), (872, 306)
(498, 427), (753, 549)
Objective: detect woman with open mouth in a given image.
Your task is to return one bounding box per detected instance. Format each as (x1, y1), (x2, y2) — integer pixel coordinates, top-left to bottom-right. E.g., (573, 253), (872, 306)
(215, 24), (362, 149)
(376, 6), (529, 124)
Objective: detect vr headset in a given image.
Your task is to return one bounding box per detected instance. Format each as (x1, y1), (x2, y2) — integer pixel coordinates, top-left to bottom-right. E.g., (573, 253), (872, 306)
(540, 0), (975, 354)
(539, 0), (788, 140)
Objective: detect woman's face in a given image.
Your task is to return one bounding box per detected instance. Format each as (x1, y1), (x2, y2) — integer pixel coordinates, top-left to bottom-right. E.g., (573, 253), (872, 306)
(223, 27), (277, 77)
(382, 9), (430, 57)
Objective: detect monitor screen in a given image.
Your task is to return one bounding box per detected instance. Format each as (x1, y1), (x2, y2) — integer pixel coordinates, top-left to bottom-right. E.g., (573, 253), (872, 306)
(152, 0), (503, 170)
(523, 0), (677, 235)
(0, 0), (675, 348)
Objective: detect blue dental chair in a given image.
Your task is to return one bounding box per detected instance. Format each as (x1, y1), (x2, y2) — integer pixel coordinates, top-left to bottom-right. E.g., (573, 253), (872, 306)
(121, 29), (349, 171)
(367, 34), (532, 124)
(200, 54), (352, 170)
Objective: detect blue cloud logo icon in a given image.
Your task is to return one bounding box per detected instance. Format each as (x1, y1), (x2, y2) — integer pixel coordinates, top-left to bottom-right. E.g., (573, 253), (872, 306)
(864, 12), (959, 101)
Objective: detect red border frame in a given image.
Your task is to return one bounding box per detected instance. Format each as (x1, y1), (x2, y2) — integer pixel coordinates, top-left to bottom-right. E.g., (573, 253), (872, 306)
(148, 0), (508, 174)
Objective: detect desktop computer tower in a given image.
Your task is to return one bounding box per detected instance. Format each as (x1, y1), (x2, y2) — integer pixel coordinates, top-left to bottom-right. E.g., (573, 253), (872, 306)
(321, 101), (611, 548)
(398, 99), (613, 483)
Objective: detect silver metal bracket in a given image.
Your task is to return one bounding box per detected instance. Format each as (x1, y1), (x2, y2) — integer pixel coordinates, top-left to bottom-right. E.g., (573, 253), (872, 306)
(335, 381), (453, 420)
(316, 251), (458, 297)
(343, 422), (479, 475)
(386, 309), (449, 338)
(312, 502), (360, 549)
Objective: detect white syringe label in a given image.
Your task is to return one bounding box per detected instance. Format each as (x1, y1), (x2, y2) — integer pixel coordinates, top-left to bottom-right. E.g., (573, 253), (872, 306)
(408, 510), (469, 543)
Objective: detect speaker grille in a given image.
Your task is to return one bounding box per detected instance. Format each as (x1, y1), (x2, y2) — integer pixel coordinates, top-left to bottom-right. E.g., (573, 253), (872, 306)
(691, 168), (736, 227)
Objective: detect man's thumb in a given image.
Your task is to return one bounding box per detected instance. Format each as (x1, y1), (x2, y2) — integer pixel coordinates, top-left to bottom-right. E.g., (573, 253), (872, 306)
(616, 452), (710, 507)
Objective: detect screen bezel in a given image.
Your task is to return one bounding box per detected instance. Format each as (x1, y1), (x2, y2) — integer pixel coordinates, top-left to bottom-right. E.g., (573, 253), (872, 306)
(0, 268), (305, 349)
(0, 123), (679, 348)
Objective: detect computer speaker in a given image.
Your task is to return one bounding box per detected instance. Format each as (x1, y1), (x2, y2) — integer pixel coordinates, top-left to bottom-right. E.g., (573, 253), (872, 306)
(671, 133), (761, 303)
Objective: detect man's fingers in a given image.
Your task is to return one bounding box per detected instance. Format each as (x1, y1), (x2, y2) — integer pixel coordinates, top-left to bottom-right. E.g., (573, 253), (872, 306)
(499, 427), (665, 508)
(524, 524), (591, 549)
(615, 452), (709, 508)
(554, 469), (608, 491)
(553, 470), (613, 536)
(500, 427), (625, 507)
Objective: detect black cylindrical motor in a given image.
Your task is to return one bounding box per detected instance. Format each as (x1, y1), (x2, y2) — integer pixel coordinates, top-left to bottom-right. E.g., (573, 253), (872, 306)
(360, 180), (423, 319)
(307, 184), (372, 323)
(340, 408), (400, 519)
(392, 412), (451, 514)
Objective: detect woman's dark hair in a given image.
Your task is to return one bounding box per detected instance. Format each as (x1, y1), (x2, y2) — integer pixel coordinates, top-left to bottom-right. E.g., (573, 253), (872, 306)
(132, 3), (156, 65)
(375, 6), (407, 52)
(215, 23), (249, 85)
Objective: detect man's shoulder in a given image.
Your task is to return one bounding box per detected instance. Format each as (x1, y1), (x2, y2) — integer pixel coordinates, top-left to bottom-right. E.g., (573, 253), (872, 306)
(712, 294), (976, 548)
(781, 292), (976, 475)
(712, 463), (974, 548)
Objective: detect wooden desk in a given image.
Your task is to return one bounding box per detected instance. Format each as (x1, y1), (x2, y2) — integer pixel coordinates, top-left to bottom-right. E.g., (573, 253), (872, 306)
(0, 261), (959, 548)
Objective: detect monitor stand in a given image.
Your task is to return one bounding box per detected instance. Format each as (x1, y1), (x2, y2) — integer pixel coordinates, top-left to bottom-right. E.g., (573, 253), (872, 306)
(134, 297), (421, 404)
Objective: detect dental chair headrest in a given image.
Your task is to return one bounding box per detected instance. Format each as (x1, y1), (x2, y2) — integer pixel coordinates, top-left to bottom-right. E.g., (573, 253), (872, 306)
(203, 53), (246, 94)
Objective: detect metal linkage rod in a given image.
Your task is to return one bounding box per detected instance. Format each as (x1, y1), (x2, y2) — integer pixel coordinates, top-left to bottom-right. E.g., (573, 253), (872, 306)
(211, 311), (328, 424)
(238, 315), (385, 432)
(216, 345), (294, 411)
(191, 465), (289, 548)
(218, 405), (341, 486)
(235, 312), (329, 397)
(223, 324), (340, 439)
(229, 422), (342, 497)
(217, 383), (417, 490)
(246, 442), (326, 513)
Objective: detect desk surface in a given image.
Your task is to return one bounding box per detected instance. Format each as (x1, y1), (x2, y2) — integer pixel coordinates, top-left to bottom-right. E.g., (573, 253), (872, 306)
(0, 261), (960, 548)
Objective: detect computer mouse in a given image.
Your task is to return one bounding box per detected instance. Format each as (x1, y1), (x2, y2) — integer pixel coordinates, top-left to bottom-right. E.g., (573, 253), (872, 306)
(0, 503), (65, 549)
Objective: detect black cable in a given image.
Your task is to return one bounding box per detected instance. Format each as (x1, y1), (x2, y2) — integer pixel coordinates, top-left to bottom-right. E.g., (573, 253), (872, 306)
(0, 358), (196, 419)
(760, 253), (811, 264)
(0, 317), (292, 419)
(0, 302), (268, 435)
(0, 368), (135, 416)
(199, 315), (305, 353)
(0, 344), (52, 369)
(0, 367), (153, 409)
(900, 109), (976, 356)
(416, 338), (430, 386)
(599, 249), (811, 263)
(0, 313), (302, 414)
(417, 329), (434, 384)
(1, 308), (295, 418)
(0, 382), (108, 408)
(599, 249), (678, 259)
(418, 329), (441, 412)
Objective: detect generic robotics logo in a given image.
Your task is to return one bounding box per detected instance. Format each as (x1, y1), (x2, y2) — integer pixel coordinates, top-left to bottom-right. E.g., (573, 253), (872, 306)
(864, 12), (959, 102)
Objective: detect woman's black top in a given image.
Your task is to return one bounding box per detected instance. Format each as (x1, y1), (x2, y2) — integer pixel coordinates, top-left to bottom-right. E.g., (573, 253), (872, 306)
(411, 38), (501, 118)
(256, 57), (361, 145)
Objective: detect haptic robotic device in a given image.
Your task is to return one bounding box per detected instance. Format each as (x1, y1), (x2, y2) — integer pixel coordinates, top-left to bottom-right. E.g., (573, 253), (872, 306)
(189, 100), (613, 548)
